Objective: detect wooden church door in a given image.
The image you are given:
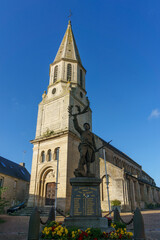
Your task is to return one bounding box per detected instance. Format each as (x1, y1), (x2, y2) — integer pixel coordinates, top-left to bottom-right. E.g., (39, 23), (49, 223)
(45, 182), (56, 205)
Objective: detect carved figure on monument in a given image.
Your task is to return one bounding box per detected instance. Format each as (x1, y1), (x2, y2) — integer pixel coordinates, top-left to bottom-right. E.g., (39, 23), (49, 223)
(68, 99), (99, 177)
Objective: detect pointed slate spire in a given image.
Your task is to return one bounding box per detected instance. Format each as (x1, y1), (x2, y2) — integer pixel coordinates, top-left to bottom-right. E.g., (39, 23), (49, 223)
(53, 21), (82, 66)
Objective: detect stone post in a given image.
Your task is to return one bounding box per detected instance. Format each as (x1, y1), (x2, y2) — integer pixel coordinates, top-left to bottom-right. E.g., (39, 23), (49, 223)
(28, 207), (40, 240)
(133, 208), (146, 240)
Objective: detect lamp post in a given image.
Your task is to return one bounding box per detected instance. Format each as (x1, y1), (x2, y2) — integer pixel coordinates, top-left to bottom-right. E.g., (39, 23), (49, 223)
(103, 148), (111, 216)
(54, 148), (60, 219)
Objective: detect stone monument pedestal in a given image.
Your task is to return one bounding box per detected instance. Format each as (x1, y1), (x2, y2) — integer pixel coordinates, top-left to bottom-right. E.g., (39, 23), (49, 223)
(64, 177), (112, 232)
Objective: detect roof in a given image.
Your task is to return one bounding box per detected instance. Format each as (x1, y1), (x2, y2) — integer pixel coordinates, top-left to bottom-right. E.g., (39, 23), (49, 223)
(0, 156), (30, 182)
(99, 137), (141, 168)
(53, 20), (82, 66)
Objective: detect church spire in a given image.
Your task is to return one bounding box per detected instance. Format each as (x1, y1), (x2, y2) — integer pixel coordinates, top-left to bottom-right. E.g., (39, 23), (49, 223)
(53, 21), (82, 66)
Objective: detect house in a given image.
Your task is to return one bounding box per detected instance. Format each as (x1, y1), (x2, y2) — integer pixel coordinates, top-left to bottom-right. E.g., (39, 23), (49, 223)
(0, 156), (30, 209)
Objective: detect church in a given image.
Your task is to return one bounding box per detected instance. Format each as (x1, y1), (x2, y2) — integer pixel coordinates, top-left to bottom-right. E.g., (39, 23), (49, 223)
(28, 21), (160, 212)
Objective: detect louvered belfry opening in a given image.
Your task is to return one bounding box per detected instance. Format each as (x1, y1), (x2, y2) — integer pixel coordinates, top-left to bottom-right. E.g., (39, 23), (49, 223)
(54, 65), (58, 82)
(67, 63), (72, 81)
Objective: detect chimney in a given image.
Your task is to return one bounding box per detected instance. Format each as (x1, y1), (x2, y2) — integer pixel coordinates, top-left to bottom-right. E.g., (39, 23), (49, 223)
(19, 163), (25, 167)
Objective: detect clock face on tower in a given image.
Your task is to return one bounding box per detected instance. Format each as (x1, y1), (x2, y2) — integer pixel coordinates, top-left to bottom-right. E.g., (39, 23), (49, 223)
(52, 88), (56, 94)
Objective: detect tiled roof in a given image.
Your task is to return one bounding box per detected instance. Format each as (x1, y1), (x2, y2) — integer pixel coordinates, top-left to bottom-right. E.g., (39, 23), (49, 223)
(0, 156), (30, 182)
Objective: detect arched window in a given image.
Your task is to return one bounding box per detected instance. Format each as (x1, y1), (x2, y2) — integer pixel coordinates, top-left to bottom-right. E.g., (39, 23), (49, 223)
(54, 65), (58, 82)
(80, 69), (83, 87)
(54, 147), (60, 160)
(47, 149), (52, 161)
(41, 151), (45, 163)
(101, 175), (110, 201)
(67, 64), (72, 81)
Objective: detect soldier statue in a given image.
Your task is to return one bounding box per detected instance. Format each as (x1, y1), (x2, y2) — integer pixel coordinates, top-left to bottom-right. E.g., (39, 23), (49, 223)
(68, 99), (101, 177)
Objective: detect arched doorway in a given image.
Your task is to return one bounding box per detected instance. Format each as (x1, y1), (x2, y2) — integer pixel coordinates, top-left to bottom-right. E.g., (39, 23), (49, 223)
(45, 182), (56, 205)
(38, 167), (56, 206)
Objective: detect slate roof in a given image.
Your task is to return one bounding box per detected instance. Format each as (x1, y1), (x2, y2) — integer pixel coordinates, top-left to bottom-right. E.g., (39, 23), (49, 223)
(100, 137), (141, 168)
(0, 156), (30, 182)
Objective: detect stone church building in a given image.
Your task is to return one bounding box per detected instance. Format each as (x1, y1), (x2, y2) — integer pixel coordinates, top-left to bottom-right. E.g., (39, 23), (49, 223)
(28, 21), (160, 212)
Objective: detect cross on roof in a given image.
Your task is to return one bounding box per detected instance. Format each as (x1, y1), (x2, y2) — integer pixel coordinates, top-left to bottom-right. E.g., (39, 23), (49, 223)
(68, 10), (72, 20)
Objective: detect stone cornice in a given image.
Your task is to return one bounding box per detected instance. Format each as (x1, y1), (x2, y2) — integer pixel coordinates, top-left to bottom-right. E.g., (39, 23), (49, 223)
(50, 59), (86, 73)
(47, 80), (87, 94)
(30, 130), (69, 144)
(126, 172), (159, 189)
(30, 129), (80, 144)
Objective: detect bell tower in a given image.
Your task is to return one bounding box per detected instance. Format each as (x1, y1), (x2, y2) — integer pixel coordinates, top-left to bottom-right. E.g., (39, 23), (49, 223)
(28, 21), (92, 211)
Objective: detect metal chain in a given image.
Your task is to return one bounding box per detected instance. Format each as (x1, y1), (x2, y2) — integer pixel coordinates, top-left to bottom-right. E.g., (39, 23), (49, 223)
(104, 210), (114, 217)
(40, 207), (65, 225)
(40, 218), (48, 225)
(119, 215), (134, 225)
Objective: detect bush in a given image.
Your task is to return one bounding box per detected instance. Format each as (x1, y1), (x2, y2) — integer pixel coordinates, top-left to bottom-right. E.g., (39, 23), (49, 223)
(111, 199), (121, 206)
(145, 203), (160, 209)
(155, 203), (160, 208)
(145, 203), (155, 209)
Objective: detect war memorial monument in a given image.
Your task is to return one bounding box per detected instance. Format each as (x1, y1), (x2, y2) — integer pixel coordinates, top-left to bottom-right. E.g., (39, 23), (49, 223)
(63, 101), (110, 231)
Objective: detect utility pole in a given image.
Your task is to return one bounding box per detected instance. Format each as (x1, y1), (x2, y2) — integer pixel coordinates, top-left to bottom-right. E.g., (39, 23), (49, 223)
(54, 148), (60, 219)
(103, 148), (111, 216)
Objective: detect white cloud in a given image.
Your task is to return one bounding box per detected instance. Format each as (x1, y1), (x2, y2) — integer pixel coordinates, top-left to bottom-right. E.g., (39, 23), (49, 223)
(148, 109), (160, 120)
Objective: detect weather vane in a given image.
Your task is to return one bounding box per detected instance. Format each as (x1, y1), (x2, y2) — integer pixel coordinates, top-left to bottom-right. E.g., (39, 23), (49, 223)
(68, 10), (72, 20)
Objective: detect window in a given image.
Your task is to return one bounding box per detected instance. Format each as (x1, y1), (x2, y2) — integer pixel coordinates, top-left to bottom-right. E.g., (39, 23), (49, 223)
(41, 151), (45, 163)
(20, 169), (25, 175)
(55, 148), (60, 160)
(101, 175), (110, 201)
(0, 177), (4, 187)
(80, 69), (83, 87)
(54, 65), (58, 82)
(48, 149), (52, 161)
(67, 64), (72, 81)
(0, 161), (6, 168)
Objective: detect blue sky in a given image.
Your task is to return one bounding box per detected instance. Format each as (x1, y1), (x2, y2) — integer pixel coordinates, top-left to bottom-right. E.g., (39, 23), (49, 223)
(0, 0), (160, 185)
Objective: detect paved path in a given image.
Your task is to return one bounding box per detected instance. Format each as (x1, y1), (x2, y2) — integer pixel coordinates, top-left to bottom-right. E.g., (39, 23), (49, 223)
(0, 215), (62, 240)
(0, 210), (160, 240)
(121, 210), (160, 240)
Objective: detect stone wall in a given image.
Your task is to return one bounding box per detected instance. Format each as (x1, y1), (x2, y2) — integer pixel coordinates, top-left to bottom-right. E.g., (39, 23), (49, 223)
(93, 134), (160, 212)
(0, 173), (29, 209)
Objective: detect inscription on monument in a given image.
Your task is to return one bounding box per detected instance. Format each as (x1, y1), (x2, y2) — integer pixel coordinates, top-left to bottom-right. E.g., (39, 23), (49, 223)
(72, 186), (99, 216)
